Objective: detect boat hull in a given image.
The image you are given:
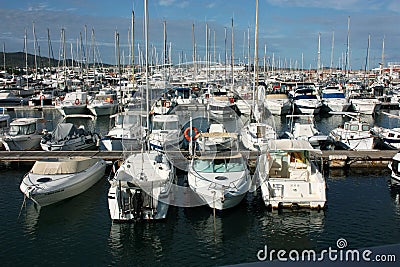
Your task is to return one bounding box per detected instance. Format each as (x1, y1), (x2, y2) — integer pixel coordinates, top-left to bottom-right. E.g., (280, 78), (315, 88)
(20, 159), (106, 207)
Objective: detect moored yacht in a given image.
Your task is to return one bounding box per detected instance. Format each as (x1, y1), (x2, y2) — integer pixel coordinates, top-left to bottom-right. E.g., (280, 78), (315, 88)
(0, 118), (42, 151)
(389, 152), (400, 185)
(187, 151), (251, 210)
(329, 115), (374, 150)
(87, 90), (119, 117)
(20, 157), (106, 207)
(149, 114), (182, 151)
(258, 139), (326, 210)
(321, 87), (350, 113)
(289, 85), (322, 114)
(55, 90), (89, 116)
(108, 150), (174, 221)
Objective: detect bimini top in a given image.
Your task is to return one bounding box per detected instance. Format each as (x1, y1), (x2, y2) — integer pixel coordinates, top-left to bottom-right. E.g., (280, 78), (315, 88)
(31, 157), (100, 175)
(268, 139), (321, 153)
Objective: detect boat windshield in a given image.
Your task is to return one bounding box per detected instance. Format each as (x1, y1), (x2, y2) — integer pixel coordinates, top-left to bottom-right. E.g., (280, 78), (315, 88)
(322, 93), (345, 98)
(152, 121), (178, 131)
(193, 157), (245, 173)
(9, 123), (36, 136)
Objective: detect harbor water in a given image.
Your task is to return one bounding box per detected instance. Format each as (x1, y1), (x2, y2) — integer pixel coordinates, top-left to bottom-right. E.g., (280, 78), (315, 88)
(1, 108), (400, 266)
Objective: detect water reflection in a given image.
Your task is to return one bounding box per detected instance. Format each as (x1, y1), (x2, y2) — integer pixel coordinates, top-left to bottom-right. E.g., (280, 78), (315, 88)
(22, 178), (107, 237)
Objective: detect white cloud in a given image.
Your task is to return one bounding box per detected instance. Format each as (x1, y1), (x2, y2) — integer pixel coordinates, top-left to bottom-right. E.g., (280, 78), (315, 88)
(159, 0), (176, 7)
(266, 0), (386, 11)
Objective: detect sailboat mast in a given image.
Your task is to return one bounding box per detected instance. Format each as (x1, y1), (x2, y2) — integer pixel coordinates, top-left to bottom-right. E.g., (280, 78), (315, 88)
(3, 43), (5, 72)
(381, 36), (385, 75)
(231, 17), (234, 89)
(254, 0), (259, 87)
(24, 28), (29, 88)
(345, 16), (350, 75)
(32, 21), (38, 80)
(144, 0), (150, 133)
(317, 32), (321, 74)
(131, 9), (135, 85)
(330, 31), (334, 74)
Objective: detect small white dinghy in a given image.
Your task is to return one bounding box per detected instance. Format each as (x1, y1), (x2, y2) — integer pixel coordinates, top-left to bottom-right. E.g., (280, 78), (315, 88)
(20, 157), (106, 207)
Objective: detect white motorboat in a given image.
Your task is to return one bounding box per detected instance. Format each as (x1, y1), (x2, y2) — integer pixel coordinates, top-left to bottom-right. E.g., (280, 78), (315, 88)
(0, 111), (10, 132)
(258, 139), (326, 210)
(0, 118), (42, 151)
(55, 90), (89, 116)
(371, 126), (400, 150)
(87, 90), (119, 117)
(349, 93), (381, 115)
(187, 152), (251, 210)
(389, 152), (400, 185)
(108, 150), (174, 221)
(195, 123), (238, 152)
(282, 115), (332, 150)
(207, 96), (238, 119)
(290, 86), (322, 114)
(20, 157), (106, 207)
(240, 122), (277, 152)
(321, 87), (351, 112)
(40, 123), (99, 151)
(264, 93), (291, 116)
(329, 115), (374, 150)
(149, 114), (182, 151)
(102, 111), (145, 151)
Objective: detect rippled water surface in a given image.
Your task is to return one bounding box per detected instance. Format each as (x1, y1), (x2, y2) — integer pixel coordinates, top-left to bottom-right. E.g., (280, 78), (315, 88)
(1, 109), (400, 266)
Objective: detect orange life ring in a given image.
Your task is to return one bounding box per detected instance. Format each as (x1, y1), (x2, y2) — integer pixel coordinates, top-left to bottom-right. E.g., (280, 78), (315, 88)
(40, 95), (46, 101)
(75, 99), (80, 105)
(184, 127), (198, 141)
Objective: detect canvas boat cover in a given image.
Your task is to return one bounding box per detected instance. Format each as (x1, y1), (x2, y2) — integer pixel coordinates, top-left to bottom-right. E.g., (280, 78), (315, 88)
(31, 157), (99, 175)
(51, 123), (88, 141)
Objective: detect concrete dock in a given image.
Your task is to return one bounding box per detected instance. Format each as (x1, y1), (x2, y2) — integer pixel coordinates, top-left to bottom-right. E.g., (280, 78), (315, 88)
(0, 149), (397, 169)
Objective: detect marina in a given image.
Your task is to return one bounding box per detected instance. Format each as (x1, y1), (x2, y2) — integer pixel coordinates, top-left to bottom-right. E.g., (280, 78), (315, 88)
(2, 0), (400, 265)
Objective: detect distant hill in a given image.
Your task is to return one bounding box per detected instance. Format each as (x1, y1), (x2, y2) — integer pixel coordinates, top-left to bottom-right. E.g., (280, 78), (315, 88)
(0, 52), (112, 70)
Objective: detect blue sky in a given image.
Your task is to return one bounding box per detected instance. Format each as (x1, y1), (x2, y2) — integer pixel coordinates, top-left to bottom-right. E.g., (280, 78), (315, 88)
(1, 0), (399, 70)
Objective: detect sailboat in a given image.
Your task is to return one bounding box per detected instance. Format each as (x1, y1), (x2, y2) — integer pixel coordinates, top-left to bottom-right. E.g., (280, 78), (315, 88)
(108, 3), (174, 221)
(240, 0), (276, 152)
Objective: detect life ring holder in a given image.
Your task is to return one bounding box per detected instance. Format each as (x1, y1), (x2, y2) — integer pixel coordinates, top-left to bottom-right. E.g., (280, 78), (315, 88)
(75, 99), (80, 105)
(184, 127), (199, 141)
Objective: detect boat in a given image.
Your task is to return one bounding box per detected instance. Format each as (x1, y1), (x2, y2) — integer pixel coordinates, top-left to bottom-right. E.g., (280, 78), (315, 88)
(102, 111), (145, 151)
(329, 114), (374, 150)
(187, 151), (252, 210)
(289, 85), (322, 114)
(240, 122), (277, 152)
(195, 123), (238, 152)
(0, 91), (24, 106)
(349, 92), (381, 115)
(0, 117), (42, 151)
(264, 93), (291, 116)
(258, 139), (326, 210)
(55, 90), (89, 116)
(371, 126), (400, 150)
(148, 114), (182, 151)
(20, 157), (106, 207)
(282, 115), (332, 150)
(108, 150), (174, 221)
(0, 110), (10, 132)
(40, 123), (100, 151)
(389, 152), (400, 185)
(87, 90), (119, 117)
(321, 87), (351, 113)
(108, 0), (174, 222)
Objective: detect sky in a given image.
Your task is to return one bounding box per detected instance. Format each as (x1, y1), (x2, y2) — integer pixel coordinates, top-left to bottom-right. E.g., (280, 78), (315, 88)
(1, 0), (399, 70)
